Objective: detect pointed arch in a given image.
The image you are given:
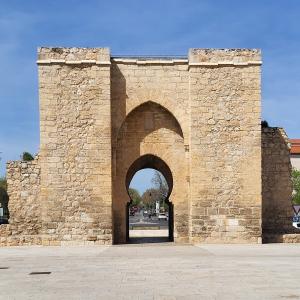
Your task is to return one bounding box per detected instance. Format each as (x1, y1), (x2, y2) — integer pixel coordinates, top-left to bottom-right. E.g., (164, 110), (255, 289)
(116, 101), (184, 142)
(112, 99), (186, 244)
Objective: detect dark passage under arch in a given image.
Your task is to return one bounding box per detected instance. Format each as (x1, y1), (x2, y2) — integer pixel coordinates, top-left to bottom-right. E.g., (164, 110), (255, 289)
(125, 154), (174, 243)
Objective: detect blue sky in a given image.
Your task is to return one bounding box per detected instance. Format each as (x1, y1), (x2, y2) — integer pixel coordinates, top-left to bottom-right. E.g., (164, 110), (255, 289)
(0, 0), (300, 193)
(129, 169), (157, 195)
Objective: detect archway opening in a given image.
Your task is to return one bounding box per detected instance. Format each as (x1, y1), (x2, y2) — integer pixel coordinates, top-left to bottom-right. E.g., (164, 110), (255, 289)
(125, 154), (174, 243)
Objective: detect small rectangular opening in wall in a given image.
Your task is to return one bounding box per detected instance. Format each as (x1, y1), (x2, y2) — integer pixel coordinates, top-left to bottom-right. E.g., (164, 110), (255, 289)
(0, 267), (9, 269)
(29, 272), (51, 275)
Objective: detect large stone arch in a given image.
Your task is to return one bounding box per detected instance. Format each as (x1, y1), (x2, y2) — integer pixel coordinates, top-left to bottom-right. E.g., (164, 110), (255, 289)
(124, 98), (187, 141)
(112, 101), (189, 244)
(115, 100), (184, 142)
(110, 61), (190, 148)
(111, 99), (187, 147)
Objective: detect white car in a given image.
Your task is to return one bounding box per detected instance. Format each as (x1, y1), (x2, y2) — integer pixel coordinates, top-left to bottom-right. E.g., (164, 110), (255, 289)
(158, 213), (168, 221)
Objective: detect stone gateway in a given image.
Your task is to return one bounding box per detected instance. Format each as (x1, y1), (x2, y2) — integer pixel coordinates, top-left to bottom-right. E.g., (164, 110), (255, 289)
(0, 48), (298, 246)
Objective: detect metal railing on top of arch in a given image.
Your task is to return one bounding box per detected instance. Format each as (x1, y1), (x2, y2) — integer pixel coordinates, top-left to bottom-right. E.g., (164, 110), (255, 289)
(111, 54), (188, 60)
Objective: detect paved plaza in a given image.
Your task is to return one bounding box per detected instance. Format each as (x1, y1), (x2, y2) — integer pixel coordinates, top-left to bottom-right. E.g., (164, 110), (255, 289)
(0, 243), (300, 299)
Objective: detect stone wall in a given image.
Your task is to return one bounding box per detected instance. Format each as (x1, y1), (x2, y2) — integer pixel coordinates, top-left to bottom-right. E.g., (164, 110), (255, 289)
(262, 127), (296, 242)
(38, 47), (112, 245)
(188, 49), (262, 243)
(0, 159), (41, 246)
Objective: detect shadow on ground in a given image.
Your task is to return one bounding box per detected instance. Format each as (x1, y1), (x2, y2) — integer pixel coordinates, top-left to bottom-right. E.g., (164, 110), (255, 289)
(128, 237), (171, 244)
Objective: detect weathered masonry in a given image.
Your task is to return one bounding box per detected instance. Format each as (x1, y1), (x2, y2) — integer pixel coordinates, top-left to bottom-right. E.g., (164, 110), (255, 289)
(0, 47), (298, 246)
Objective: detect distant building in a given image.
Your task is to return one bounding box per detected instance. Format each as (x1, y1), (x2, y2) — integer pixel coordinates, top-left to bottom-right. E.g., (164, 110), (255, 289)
(290, 139), (300, 170)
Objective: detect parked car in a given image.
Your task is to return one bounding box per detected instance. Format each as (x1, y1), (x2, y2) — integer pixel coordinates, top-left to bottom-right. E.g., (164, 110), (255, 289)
(292, 215), (300, 228)
(158, 213), (168, 221)
(0, 218), (8, 225)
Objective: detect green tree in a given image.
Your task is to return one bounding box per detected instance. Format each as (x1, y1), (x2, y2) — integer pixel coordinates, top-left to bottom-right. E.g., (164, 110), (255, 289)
(142, 188), (160, 209)
(152, 171), (168, 198)
(151, 171), (169, 209)
(128, 188), (142, 206)
(0, 177), (7, 191)
(292, 168), (300, 205)
(22, 152), (34, 161)
(261, 120), (269, 128)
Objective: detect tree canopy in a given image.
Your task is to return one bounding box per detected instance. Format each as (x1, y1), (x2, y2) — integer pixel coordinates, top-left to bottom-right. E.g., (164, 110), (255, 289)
(129, 171), (170, 210)
(128, 188), (142, 206)
(0, 177), (7, 191)
(292, 168), (300, 205)
(141, 188), (160, 209)
(151, 171), (169, 200)
(22, 152), (34, 161)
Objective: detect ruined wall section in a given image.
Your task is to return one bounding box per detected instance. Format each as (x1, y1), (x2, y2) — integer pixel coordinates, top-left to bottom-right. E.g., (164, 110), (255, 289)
(189, 49), (262, 243)
(262, 127), (297, 242)
(38, 47), (112, 245)
(0, 159), (41, 246)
